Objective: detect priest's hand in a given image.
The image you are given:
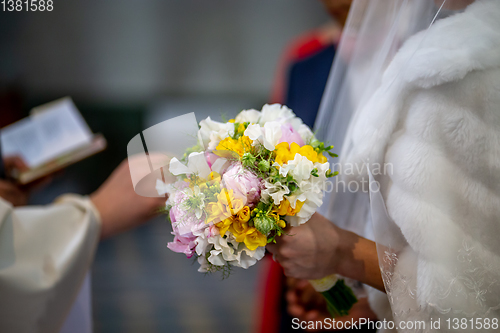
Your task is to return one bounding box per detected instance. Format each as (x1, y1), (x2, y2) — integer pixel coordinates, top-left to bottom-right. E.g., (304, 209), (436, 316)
(0, 180), (29, 206)
(0, 155), (50, 206)
(90, 160), (167, 239)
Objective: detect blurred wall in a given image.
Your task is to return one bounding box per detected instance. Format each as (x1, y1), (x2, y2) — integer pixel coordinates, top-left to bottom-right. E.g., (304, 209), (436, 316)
(0, 0), (329, 102)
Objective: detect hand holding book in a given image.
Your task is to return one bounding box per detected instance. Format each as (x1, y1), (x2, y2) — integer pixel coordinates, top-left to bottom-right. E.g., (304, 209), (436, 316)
(0, 97), (106, 184)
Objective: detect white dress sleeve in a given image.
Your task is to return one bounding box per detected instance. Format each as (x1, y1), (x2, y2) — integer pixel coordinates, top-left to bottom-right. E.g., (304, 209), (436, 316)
(0, 195), (101, 333)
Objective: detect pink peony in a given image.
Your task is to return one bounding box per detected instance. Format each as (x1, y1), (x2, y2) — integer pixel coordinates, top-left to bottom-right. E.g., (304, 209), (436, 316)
(167, 234), (197, 258)
(278, 123), (304, 146)
(167, 181), (205, 258)
(222, 163), (262, 207)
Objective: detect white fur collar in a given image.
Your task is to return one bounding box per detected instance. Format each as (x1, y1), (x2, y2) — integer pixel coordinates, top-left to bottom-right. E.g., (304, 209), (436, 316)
(384, 0), (500, 89)
(343, 0), (500, 174)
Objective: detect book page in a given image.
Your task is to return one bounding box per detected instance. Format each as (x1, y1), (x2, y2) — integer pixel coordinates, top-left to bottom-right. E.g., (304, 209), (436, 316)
(0, 98), (93, 168)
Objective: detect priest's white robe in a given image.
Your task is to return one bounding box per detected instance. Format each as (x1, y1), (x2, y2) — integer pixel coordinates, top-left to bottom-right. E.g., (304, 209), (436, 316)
(0, 195), (100, 332)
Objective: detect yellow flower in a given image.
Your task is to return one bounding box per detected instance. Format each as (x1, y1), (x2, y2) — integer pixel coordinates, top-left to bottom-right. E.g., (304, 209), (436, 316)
(274, 142), (291, 165)
(229, 220), (250, 243)
(243, 228), (267, 250)
(228, 119), (235, 123)
(289, 142), (301, 156)
(206, 201), (231, 224)
(215, 217), (234, 237)
(228, 218), (266, 250)
(222, 189), (244, 215)
(206, 189), (244, 224)
(199, 172), (221, 192)
(237, 122), (246, 134)
(209, 171), (221, 181)
(237, 206), (251, 222)
(317, 153), (328, 163)
(275, 142), (301, 165)
(298, 145), (318, 163)
(276, 199), (304, 216)
(216, 135), (252, 158)
(274, 142), (327, 164)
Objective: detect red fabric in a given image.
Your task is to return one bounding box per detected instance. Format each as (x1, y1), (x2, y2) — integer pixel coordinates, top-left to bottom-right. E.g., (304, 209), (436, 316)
(255, 255), (284, 333)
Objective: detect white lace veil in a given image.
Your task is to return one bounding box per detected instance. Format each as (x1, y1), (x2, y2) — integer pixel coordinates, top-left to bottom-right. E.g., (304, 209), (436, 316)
(315, 0), (500, 326)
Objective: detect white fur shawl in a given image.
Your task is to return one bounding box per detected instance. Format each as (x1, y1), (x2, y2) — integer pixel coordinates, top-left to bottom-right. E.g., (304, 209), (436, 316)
(345, 0), (500, 328)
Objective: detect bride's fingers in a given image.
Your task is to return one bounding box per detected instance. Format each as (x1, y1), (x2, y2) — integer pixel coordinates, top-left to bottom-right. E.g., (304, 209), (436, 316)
(304, 309), (324, 322)
(285, 289), (298, 304)
(287, 303), (306, 318)
(266, 243), (278, 256)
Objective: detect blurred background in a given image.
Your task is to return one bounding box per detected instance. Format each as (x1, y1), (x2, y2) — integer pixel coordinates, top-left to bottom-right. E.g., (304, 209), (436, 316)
(0, 1), (330, 332)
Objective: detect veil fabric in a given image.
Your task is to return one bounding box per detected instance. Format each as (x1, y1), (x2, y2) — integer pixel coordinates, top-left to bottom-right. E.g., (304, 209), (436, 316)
(315, 0), (500, 329)
(316, 0), (453, 227)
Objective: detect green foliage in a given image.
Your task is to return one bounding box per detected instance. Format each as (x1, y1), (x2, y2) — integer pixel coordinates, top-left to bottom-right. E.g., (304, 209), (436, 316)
(257, 160), (270, 172)
(320, 279), (358, 318)
(185, 195), (204, 210)
(158, 204), (172, 224)
(241, 152), (257, 168)
(311, 140), (338, 160)
(311, 168), (319, 177)
(326, 170), (339, 178)
(181, 143), (204, 162)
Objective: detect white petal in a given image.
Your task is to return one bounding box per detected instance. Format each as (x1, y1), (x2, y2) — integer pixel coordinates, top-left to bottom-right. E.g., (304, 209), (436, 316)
(298, 124), (314, 143)
(187, 152), (211, 179)
(169, 157), (192, 176)
(273, 162), (293, 177)
(244, 123), (263, 141)
(208, 251), (226, 266)
(235, 109), (261, 123)
(211, 158), (228, 174)
(156, 179), (170, 196)
(262, 122), (282, 151)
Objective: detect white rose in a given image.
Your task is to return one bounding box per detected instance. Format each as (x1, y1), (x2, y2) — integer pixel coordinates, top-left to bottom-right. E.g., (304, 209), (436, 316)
(259, 104), (296, 125)
(244, 122), (282, 151)
(198, 117), (233, 150)
(235, 109), (261, 123)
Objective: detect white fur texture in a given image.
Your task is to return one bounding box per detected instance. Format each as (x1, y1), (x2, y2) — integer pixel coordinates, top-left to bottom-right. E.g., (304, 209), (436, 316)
(346, 0), (500, 328)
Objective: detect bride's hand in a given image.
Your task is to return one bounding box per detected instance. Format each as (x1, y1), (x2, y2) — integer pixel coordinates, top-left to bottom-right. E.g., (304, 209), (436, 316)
(267, 213), (341, 280)
(267, 212), (385, 292)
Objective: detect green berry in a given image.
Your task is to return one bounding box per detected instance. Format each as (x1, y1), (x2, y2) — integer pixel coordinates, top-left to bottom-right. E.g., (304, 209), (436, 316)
(241, 152), (257, 168)
(254, 215), (274, 235)
(258, 160), (270, 172)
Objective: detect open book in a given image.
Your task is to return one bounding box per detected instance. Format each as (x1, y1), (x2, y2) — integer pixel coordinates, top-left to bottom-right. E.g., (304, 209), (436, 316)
(0, 97), (107, 184)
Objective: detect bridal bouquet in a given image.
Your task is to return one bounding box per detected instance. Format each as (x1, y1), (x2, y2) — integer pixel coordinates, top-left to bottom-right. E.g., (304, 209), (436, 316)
(158, 104), (355, 317)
